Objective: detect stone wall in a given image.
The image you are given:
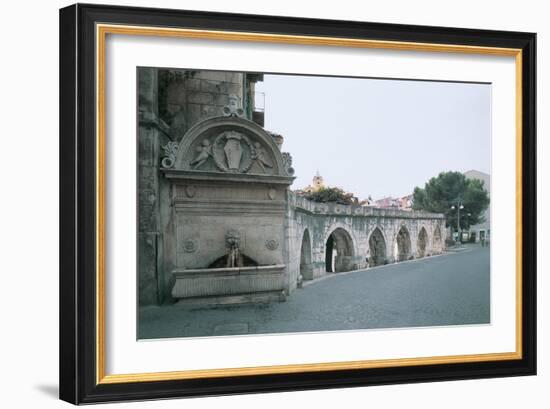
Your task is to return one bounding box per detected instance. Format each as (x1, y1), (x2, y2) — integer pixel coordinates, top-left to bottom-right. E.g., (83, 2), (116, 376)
(171, 181), (288, 270)
(158, 69), (261, 141)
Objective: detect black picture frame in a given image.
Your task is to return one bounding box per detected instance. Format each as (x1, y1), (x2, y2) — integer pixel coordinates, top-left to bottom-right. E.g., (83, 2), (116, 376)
(59, 3), (536, 404)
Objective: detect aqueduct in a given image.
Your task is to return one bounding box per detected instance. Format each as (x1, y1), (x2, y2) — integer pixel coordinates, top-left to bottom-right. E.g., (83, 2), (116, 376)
(286, 194), (446, 292)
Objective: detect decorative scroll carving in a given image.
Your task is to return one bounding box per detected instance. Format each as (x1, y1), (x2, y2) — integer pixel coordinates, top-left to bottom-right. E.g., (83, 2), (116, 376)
(282, 152), (295, 175)
(161, 141), (179, 169)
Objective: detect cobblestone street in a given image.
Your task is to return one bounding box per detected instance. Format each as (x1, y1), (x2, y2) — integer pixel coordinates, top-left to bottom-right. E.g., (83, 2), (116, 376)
(139, 245), (490, 339)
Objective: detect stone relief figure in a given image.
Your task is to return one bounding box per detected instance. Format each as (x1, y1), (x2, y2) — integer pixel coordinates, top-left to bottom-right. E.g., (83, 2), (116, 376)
(222, 94), (245, 118)
(225, 229), (243, 268)
(223, 132), (243, 170)
(190, 139), (212, 169)
(181, 124), (283, 176)
(253, 142), (273, 173)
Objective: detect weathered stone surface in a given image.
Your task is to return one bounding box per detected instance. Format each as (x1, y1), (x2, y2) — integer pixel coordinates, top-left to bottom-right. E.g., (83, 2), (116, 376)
(184, 78), (201, 91)
(186, 91), (214, 105)
(200, 104), (224, 118)
(214, 94), (231, 106)
(139, 233), (159, 306)
(200, 79), (223, 93)
(138, 68), (158, 114)
(193, 71), (229, 82)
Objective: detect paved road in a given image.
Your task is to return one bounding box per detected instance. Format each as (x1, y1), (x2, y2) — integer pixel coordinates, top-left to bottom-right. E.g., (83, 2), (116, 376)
(139, 245), (490, 339)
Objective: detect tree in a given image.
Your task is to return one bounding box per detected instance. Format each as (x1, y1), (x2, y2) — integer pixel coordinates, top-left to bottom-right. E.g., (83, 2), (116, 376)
(412, 171), (490, 231)
(304, 186), (359, 205)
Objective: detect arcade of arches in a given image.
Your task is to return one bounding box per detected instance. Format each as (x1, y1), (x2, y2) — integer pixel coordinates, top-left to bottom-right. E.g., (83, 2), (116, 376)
(297, 221), (443, 280)
(290, 196), (446, 292)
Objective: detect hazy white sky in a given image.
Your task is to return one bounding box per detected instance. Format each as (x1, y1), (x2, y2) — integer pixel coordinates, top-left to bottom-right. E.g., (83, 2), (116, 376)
(255, 74), (491, 200)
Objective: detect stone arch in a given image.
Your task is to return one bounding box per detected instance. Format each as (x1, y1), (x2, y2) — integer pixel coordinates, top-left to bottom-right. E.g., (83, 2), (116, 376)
(299, 229), (313, 280)
(433, 224), (442, 254)
(325, 227), (355, 273)
(417, 226), (428, 258)
(368, 226), (387, 266)
(172, 116), (289, 176)
(395, 225), (412, 262)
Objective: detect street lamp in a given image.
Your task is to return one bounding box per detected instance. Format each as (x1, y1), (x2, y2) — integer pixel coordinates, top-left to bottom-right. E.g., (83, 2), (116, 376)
(451, 203), (464, 243)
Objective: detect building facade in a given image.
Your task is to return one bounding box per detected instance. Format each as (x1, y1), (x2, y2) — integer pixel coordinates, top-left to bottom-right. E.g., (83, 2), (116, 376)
(373, 194), (413, 210)
(300, 171), (326, 194)
(464, 169), (491, 243)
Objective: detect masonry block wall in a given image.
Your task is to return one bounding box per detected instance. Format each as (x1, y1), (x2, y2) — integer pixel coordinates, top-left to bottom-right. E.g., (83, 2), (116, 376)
(158, 69), (262, 141)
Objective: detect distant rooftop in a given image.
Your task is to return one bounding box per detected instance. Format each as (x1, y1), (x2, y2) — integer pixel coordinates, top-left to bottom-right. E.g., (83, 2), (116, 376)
(464, 169), (490, 192)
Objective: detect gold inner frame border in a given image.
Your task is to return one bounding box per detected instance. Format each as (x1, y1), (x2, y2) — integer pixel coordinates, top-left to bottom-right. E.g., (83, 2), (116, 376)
(95, 23), (523, 385)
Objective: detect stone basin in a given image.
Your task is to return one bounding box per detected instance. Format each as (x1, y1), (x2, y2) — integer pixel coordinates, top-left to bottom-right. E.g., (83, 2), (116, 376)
(171, 264), (287, 305)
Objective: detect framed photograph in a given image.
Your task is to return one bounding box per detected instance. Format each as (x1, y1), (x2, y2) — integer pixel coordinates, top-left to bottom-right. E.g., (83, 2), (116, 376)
(59, 3), (536, 404)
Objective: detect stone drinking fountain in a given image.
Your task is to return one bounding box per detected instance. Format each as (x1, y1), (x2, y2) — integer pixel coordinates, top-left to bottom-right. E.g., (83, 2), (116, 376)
(171, 229), (287, 305)
(163, 96), (295, 306)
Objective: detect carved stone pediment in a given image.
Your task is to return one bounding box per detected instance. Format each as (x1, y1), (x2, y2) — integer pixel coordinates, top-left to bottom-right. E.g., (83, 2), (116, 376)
(164, 116), (294, 179)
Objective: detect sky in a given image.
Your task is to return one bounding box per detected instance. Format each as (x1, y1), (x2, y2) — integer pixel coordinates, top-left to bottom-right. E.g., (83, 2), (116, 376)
(255, 74), (491, 200)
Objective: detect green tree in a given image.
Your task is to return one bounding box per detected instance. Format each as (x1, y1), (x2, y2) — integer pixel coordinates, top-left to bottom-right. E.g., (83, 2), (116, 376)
(304, 186), (359, 205)
(412, 171), (489, 231)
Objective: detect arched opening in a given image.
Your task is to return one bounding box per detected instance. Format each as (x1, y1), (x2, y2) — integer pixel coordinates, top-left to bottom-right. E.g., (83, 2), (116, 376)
(368, 227), (387, 266)
(417, 227), (428, 258)
(433, 225), (442, 254)
(396, 226), (412, 262)
(325, 227), (355, 273)
(300, 229), (313, 280)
